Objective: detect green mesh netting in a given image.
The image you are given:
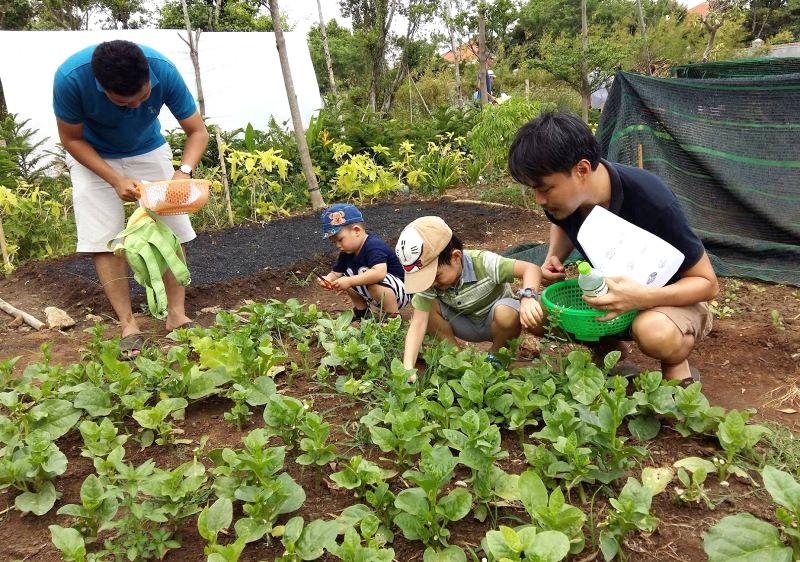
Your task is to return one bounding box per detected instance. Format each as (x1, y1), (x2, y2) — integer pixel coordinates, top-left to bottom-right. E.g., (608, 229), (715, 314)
(592, 68), (800, 287)
(671, 57), (800, 78)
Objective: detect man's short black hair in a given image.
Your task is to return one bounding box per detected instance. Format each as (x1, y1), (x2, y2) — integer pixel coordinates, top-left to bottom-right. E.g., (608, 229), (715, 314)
(91, 40), (150, 96)
(437, 233), (463, 266)
(508, 112), (602, 187)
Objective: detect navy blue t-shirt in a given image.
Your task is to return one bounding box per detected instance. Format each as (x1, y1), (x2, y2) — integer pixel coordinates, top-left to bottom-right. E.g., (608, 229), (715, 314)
(333, 235), (406, 279)
(547, 160), (705, 285)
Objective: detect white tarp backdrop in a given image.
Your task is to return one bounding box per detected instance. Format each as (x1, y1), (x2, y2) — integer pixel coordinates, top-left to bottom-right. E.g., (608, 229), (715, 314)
(0, 30), (323, 154)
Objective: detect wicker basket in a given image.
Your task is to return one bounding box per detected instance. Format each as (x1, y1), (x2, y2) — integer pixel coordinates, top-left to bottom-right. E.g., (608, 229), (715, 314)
(137, 179), (210, 216)
(541, 279), (638, 341)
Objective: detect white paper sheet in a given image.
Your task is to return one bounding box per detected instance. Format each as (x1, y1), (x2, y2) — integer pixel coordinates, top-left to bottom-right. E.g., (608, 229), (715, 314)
(576, 206), (685, 288)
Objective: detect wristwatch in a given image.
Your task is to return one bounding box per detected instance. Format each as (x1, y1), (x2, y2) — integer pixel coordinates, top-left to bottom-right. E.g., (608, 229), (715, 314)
(516, 287), (539, 300)
(178, 163), (193, 177)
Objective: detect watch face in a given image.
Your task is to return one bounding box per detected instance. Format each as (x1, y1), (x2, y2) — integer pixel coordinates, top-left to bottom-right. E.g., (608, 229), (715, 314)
(180, 164), (192, 174)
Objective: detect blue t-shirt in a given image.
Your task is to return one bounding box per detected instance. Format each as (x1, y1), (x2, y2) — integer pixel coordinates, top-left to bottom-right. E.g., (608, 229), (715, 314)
(333, 234), (406, 280)
(53, 44), (197, 158)
(548, 160), (705, 285)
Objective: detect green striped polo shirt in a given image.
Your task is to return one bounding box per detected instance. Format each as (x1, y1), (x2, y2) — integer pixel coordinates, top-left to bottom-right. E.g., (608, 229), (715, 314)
(411, 250), (516, 319)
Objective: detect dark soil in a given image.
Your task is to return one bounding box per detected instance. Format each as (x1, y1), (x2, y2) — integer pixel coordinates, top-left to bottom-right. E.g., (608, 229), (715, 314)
(0, 194), (798, 562)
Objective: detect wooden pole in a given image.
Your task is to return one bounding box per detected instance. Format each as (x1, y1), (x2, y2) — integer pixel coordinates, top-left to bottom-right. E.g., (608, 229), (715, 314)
(0, 298), (45, 330)
(214, 126), (234, 226)
(0, 217), (10, 270)
(637, 144), (644, 168)
(525, 78), (530, 100)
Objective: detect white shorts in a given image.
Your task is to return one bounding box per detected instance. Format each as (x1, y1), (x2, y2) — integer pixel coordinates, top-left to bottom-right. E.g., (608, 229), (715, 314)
(68, 143), (196, 253)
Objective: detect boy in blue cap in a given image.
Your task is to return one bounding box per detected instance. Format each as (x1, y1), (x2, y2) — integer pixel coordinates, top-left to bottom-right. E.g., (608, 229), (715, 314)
(320, 204), (410, 320)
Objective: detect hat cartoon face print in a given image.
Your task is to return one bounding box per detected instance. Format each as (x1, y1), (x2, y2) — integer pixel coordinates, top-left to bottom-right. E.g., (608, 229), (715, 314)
(396, 226), (425, 274)
(395, 216), (452, 293)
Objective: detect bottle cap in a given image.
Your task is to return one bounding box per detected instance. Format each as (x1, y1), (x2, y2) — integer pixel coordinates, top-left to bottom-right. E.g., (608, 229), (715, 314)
(577, 261), (591, 275)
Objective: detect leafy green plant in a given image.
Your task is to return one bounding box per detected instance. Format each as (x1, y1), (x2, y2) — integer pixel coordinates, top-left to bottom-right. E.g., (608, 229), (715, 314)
(673, 457), (716, 509)
(330, 455), (397, 497)
(274, 516), (340, 561)
(715, 409), (771, 481)
(209, 431), (305, 543)
(226, 146), (294, 221)
(57, 474), (118, 540)
(263, 394), (309, 450)
(518, 470), (587, 554)
(197, 497), (247, 562)
(49, 525), (92, 562)
(467, 98), (543, 172)
(296, 411), (336, 485)
(703, 467), (800, 562)
(441, 409), (508, 476)
(393, 446), (472, 552)
(329, 506), (395, 562)
(482, 525), (571, 562)
(598, 477), (659, 561)
(0, 430), (68, 514)
(132, 397), (190, 447)
(330, 142), (402, 202)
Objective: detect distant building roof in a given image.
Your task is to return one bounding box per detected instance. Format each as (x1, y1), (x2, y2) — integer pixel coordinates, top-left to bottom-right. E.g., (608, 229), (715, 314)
(688, 1), (709, 16)
(442, 42), (479, 63)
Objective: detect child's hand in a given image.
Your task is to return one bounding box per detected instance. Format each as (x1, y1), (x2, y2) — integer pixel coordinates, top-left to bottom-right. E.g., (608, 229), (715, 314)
(520, 298), (545, 330)
(331, 277), (353, 291)
(314, 272), (336, 290)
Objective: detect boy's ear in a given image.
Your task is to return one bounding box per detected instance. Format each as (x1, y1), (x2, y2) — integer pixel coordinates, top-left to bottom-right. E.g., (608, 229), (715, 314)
(450, 248), (462, 264)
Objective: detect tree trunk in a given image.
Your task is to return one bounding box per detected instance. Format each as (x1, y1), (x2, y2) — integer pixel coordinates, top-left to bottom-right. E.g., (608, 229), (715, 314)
(445, 0), (463, 106)
(0, 75), (7, 120)
(478, 5), (488, 108)
(368, 0), (397, 111)
(701, 17), (722, 62)
(180, 0), (206, 118)
(268, 0), (325, 210)
(635, 0), (652, 74)
(316, 0), (338, 96)
(580, 0), (589, 122)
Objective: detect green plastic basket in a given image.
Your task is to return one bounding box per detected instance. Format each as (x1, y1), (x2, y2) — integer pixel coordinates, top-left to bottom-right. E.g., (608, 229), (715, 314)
(541, 279), (637, 341)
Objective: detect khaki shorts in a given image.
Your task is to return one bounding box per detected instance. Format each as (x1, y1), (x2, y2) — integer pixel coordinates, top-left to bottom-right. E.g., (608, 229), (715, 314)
(647, 301), (713, 342)
(68, 143), (196, 253)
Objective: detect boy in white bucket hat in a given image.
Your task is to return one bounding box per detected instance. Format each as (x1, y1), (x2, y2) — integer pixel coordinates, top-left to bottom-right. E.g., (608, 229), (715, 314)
(396, 216), (545, 382)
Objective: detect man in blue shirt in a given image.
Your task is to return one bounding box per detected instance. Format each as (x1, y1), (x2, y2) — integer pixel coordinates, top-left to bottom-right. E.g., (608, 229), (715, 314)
(508, 113), (719, 386)
(53, 40), (209, 358)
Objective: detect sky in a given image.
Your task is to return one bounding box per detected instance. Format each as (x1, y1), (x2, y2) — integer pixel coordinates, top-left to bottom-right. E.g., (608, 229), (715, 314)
(282, 0), (352, 38)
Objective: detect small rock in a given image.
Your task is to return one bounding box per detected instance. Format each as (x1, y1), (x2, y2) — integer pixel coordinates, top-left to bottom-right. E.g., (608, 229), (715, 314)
(201, 306), (222, 314)
(44, 307), (76, 330)
(85, 314), (103, 324)
(18, 326), (31, 333)
(8, 315), (24, 328)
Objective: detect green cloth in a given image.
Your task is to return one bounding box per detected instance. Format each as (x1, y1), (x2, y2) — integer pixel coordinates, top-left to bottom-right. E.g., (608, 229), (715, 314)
(596, 68), (800, 287)
(108, 207), (190, 319)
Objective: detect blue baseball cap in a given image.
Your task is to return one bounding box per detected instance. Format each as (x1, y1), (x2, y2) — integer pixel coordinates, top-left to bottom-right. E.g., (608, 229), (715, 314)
(320, 203), (364, 239)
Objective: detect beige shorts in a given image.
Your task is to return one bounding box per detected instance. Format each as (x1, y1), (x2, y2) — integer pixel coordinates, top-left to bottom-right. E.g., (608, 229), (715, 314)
(68, 143), (196, 253)
(649, 301), (713, 342)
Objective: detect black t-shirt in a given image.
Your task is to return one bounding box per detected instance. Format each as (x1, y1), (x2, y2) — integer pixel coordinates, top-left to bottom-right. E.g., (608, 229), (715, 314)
(333, 234), (406, 279)
(547, 159), (705, 285)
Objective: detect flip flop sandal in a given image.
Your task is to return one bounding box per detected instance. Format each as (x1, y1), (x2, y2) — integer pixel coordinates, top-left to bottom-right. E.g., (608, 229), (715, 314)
(118, 333), (146, 361)
(676, 367), (702, 389)
(169, 321), (200, 332)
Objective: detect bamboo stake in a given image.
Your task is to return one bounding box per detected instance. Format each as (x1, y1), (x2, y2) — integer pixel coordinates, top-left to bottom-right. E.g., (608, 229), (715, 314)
(214, 125), (234, 226)
(0, 297), (45, 330)
(637, 144), (644, 168)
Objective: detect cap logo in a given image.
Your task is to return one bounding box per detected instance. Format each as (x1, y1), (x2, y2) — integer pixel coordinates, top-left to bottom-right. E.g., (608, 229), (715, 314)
(402, 258), (424, 273)
(327, 210), (346, 226)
